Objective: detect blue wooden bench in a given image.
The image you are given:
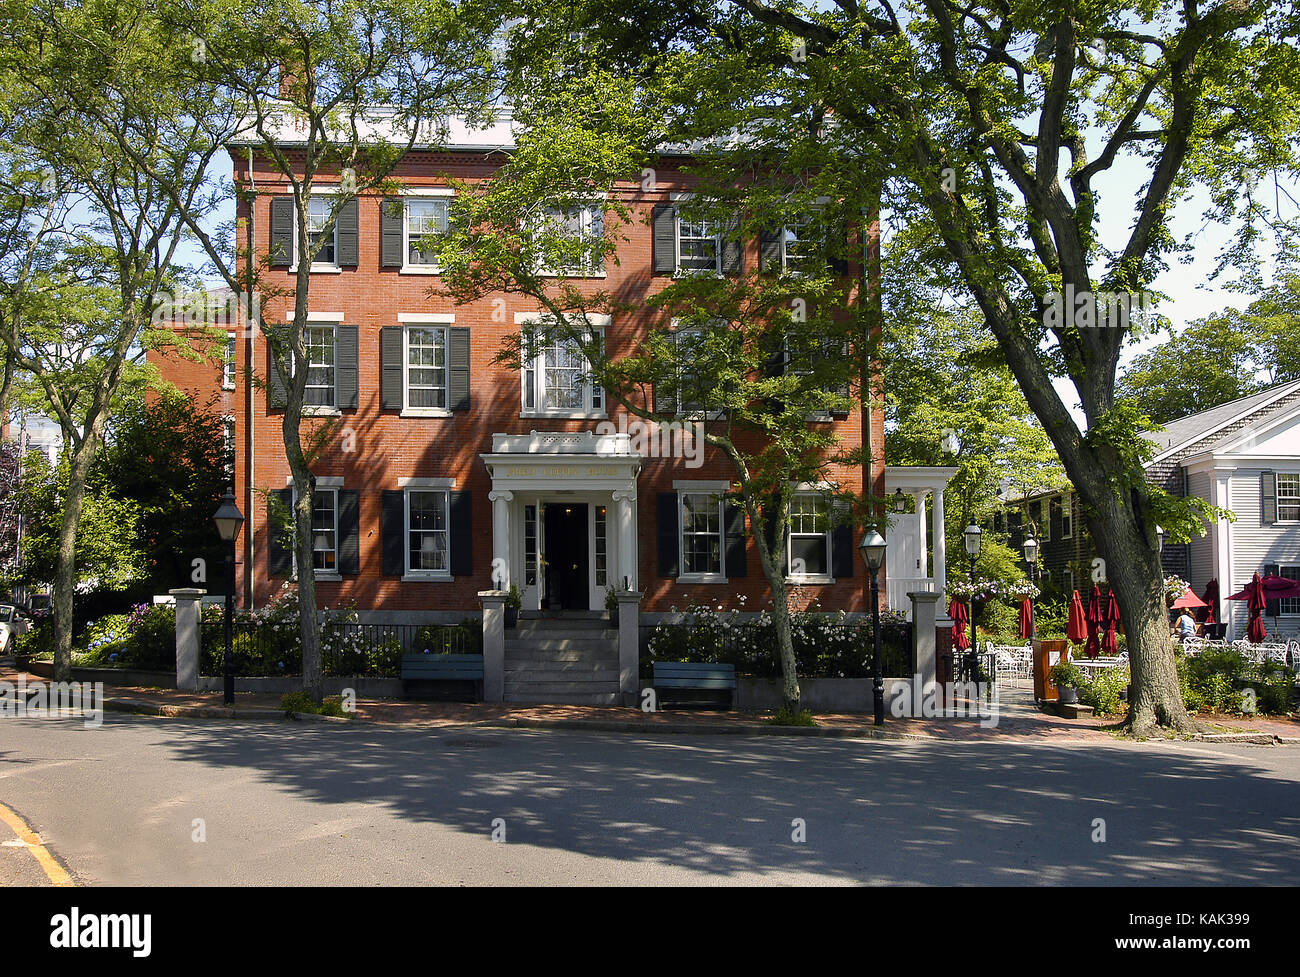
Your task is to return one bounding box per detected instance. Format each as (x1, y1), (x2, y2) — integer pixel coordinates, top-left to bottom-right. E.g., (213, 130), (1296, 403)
(652, 661), (736, 710)
(400, 653), (484, 701)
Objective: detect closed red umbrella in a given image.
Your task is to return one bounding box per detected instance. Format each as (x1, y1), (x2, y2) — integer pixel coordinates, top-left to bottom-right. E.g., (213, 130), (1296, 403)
(1085, 585), (1103, 658)
(1200, 579), (1219, 625)
(1067, 590), (1088, 644)
(1248, 572), (1267, 644)
(949, 598), (970, 651)
(1102, 588), (1120, 655)
(1018, 597), (1033, 640)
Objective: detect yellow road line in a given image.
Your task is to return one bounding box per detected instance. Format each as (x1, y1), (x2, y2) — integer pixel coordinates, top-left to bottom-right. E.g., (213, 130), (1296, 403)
(0, 802), (74, 886)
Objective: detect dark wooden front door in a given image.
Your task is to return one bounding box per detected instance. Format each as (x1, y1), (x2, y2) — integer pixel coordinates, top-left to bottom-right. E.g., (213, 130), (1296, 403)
(543, 503), (589, 611)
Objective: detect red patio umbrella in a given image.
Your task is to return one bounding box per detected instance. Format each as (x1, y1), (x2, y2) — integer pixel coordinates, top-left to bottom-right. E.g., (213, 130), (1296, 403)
(1102, 587), (1120, 655)
(1248, 573), (1267, 643)
(1170, 587), (1207, 610)
(1200, 579), (1219, 625)
(1067, 590), (1088, 645)
(1226, 572), (1298, 641)
(949, 597), (970, 651)
(1018, 597), (1034, 640)
(1085, 585), (1103, 659)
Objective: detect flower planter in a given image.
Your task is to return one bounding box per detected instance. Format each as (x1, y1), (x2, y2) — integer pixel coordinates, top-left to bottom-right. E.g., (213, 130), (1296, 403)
(1058, 685), (1079, 705)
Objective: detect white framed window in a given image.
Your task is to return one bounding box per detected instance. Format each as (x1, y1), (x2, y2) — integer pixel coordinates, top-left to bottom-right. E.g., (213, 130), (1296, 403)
(522, 328), (605, 415)
(222, 332), (236, 389)
(1040, 499), (1051, 542)
(1277, 473), (1300, 522)
(679, 492), (725, 580)
(405, 325), (447, 410)
(304, 325), (336, 407)
(311, 488), (338, 573)
(777, 215), (818, 274)
(406, 197), (449, 269)
(677, 216), (721, 274)
(305, 196), (337, 267)
(222, 415), (235, 480)
(1061, 493), (1073, 539)
(594, 505), (608, 588)
(787, 493), (831, 579)
(535, 204), (604, 276)
(406, 488), (450, 576)
(1280, 566), (1300, 615)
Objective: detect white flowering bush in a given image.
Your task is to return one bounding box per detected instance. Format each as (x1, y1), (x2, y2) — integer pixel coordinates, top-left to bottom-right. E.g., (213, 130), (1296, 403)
(1164, 575), (1191, 605)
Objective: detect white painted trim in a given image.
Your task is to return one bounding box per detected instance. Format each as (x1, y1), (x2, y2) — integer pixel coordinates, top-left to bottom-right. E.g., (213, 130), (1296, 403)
(398, 477), (456, 488)
(397, 312), (457, 324)
(673, 479), (731, 492)
(398, 187), (456, 197)
(1148, 380), (1300, 464)
(514, 311), (612, 326)
(285, 475), (344, 487)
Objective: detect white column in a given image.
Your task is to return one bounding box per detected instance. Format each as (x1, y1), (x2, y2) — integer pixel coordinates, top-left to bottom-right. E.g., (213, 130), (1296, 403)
(932, 485), (947, 608)
(488, 490), (514, 590)
(612, 489), (637, 591)
(914, 491), (928, 580)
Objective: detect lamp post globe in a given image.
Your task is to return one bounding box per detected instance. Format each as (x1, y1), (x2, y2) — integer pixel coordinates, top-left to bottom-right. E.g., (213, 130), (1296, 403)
(212, 489), (244, 706)
(859, 525), (887, 727)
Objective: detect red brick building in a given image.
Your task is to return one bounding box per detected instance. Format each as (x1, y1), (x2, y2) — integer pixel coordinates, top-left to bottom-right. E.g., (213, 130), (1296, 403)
(153, 115), (887, 629)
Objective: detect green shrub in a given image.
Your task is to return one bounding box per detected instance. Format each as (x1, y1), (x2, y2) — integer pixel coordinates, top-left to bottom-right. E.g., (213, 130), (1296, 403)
(1077, 667), (1129, 716)
(319, 696), (348, 718)
(280, 691), (315, 715)
(767, 706), (816, 726)
(977, 599), (1019, 635)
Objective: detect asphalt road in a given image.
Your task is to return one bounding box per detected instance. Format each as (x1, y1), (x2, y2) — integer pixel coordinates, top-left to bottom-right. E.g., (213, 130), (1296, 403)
(1, 713), (1298, 885)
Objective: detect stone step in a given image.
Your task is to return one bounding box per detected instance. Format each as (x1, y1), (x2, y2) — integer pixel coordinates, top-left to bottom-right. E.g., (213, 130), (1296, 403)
(505, 639), (618, 655)
(505, 657), (618, 673)
(504, 691), (622, 706)
(512, 622), (616, 636)
(505, 670), (621, 686)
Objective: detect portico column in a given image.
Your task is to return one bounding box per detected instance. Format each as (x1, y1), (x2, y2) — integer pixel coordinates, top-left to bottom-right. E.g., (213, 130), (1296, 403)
(914, 491), (928, 579)
(488, 490), (514, 590)
(932, 485), (947, 604)
(612, 489), (637, 591)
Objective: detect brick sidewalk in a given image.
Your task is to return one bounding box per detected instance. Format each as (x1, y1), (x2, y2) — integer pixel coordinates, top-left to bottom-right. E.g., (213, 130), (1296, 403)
(3, 664), (1295, 743)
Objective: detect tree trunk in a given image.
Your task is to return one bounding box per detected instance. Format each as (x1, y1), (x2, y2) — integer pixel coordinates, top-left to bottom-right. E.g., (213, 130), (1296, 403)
(755, 537), (800, 711)
(51, 437), (100, 682)
(1083, 491), (1199, 735)
(284, 408), (323, 704)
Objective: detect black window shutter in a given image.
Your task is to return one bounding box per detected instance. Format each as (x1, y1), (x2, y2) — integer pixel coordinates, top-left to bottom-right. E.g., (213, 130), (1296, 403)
(828, 216), (850, 275)
(657, 493), (679, 577)
(831, 498), (854, 578)
(268, 488), (293, 576)
(337, 489), (360, 574)
(380, 327), (403, 410)
(448, 327), (470, 411)
(270, 196), (293, 266)
(266, 344), (287, 410)
(652, 203), (676, 274)
(656, 330), (677, 416)
(721, 213), (743, 275)
(724, 493), (746, 578)
(449, 491), (472, 576)
(830, 340), (852, 418)
(1262, 471), (1277, 525)
(336, 197), (359, 266)
(759, 226), (782, 273)
(1265, 562), (1281, 616)
(381, 490), (405, 575)
(335, 325), (358, 409)
(381, 198), (404, 267)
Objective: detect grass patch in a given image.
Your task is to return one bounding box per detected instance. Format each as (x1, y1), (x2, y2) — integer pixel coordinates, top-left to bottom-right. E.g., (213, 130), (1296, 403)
(280, 691), (352, 719)
(767, 706), (817, 727)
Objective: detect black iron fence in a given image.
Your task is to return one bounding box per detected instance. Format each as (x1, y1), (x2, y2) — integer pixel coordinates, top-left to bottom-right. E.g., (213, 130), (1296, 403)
(199, 620), (481, 678)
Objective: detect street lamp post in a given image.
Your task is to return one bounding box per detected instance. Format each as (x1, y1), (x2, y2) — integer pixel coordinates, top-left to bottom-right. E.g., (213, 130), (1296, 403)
(212, 489), (244, 706)
(859, 525), (888, 726)
(1023, 533), (1039, 641)
(963, 522), (982, 683)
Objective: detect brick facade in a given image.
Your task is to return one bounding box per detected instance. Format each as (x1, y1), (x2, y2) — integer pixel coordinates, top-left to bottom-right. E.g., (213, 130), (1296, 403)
(150, 145), (886, 621)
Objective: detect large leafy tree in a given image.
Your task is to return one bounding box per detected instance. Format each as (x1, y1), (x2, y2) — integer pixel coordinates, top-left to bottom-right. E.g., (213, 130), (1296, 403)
(508, 0), (1300, 734)
(437, 64), (870, 711)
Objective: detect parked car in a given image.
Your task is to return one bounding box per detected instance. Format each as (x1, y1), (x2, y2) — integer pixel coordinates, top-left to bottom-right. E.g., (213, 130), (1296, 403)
(0, 603), (32, 654)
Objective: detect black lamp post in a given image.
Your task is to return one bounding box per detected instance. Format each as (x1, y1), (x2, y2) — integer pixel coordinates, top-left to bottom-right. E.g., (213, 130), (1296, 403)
(1022, 533), (1039, 641)
(859, 525), (887, 726)
(963, 521), (982, 683)
(213, 489), (244, 706)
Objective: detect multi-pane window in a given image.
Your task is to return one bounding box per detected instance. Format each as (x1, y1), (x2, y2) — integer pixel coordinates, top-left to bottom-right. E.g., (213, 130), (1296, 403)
(524, 505), (538, 587)
(304, 326), (336, 407)
(1061, 494), (1073, 538)
(680, 493), (723, 577)
(306, 196), (336, 265)
(407, 198), (449, 266)
(536, 204), (604, 275)
(222, 415), (235, 481)
(779, 215), (817, 274)
(407, 490), (449, 573)
(594, 505), (608, 587)
(1280, 566), (1300, 615)
(1277, 473), (1300, 521)
(1040, 499), (1051, 541)
(223, 333), (236, 389)
(311, 489), (337, 573)
(523, 329), (604, 414)
(406, 326), (447, 409)
(788, 494), (830, 577)
(677, 218), (720, 273)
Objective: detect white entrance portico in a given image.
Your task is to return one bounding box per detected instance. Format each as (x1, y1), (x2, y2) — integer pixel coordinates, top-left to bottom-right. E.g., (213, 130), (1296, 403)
(883, 465), (958, 619)
(481, 431), (642, 611)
